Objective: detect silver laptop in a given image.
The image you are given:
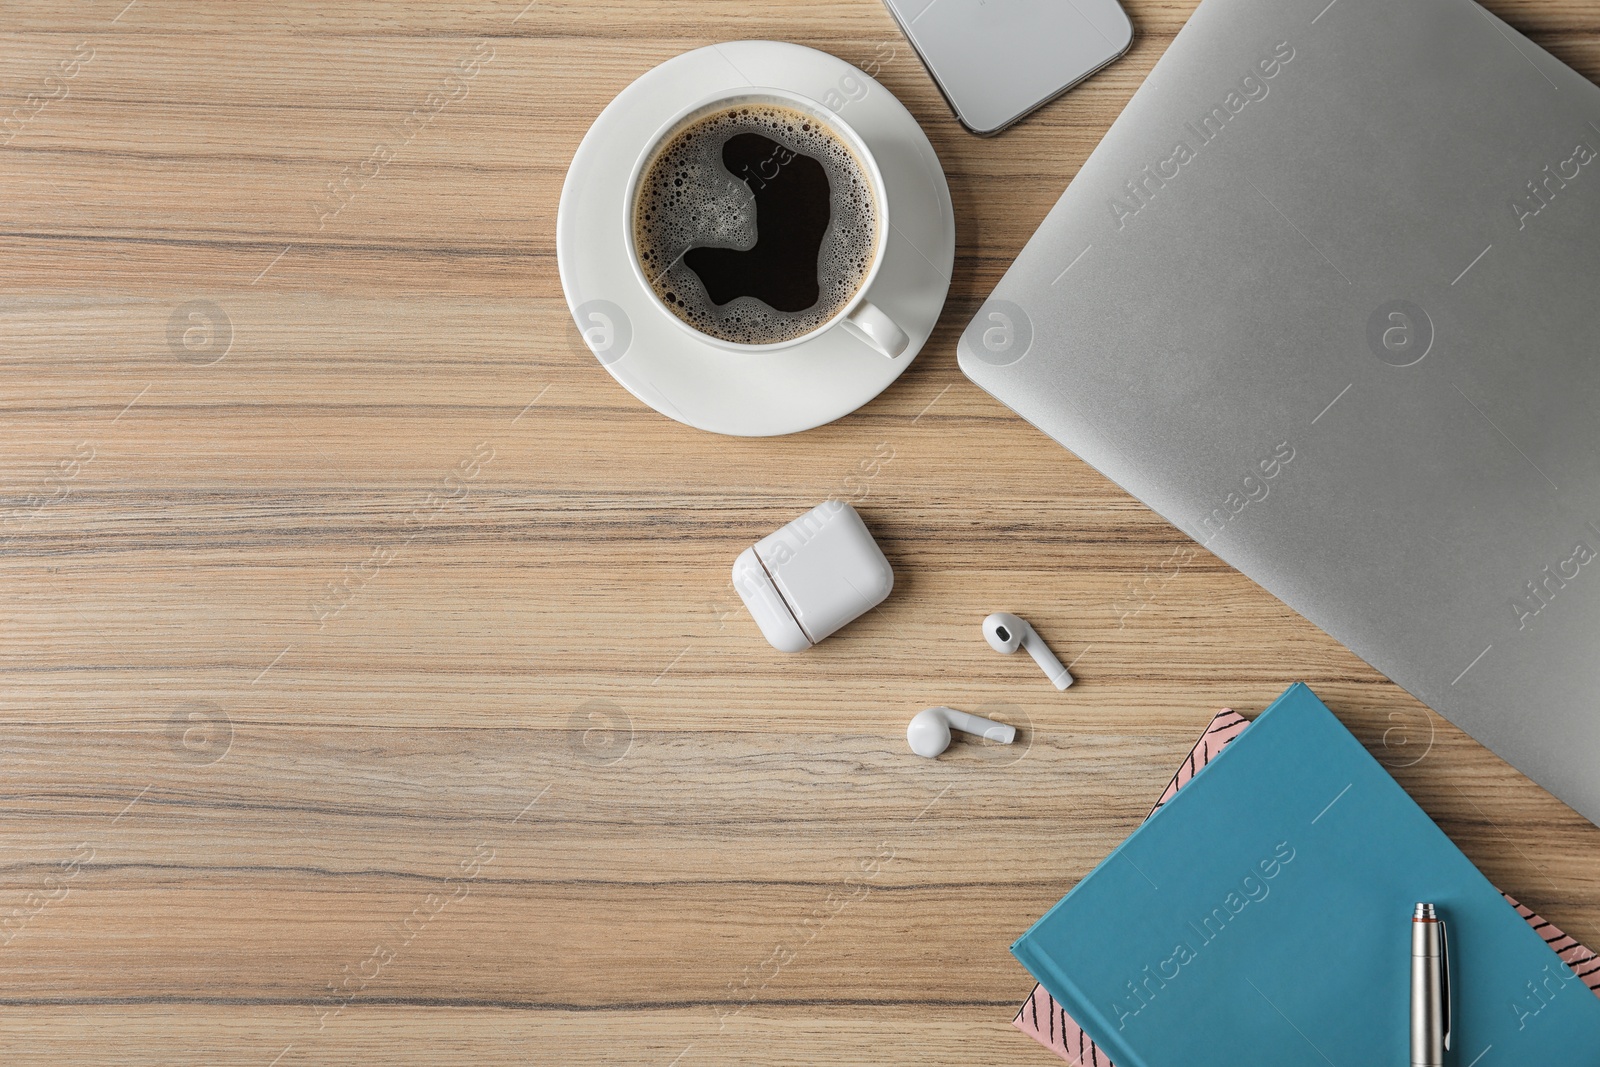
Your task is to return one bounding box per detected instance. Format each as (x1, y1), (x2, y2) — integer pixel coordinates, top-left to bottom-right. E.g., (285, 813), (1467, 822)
(960, 0), (1600, 823)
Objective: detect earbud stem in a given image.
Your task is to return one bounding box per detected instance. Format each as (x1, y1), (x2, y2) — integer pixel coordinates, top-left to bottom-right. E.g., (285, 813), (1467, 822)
(1025, 638), (1074, 690)
(943, 708), (1017, 745)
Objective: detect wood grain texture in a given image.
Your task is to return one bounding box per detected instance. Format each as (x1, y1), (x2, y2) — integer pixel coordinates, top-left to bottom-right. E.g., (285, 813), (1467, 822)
(3, 0), (1598, 1063)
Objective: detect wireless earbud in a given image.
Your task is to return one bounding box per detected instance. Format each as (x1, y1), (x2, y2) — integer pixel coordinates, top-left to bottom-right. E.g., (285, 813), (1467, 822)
(983, 612), (1073, 689)
(906, 706), (1016, 758)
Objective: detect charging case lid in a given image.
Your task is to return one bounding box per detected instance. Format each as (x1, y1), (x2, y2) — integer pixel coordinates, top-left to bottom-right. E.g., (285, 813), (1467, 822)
(733, 546), (812, 653)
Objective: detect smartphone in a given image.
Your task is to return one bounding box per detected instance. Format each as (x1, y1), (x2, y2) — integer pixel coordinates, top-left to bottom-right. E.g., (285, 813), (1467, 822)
(881, 0), (1133, 135)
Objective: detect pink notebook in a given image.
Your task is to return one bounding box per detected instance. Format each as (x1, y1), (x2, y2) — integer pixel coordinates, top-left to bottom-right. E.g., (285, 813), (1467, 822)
(1013, 710), (1600, 1064)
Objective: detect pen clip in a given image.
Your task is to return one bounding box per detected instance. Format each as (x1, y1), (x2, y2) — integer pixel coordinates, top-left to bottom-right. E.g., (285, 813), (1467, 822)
(1439, 917), (1451, 1051)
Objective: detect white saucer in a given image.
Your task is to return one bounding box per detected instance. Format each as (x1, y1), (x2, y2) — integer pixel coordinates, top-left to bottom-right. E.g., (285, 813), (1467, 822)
(557, 42), (956, 437)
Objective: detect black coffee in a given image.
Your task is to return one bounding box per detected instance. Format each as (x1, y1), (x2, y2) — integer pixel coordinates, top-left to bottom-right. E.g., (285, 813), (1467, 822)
(633, 103), (878, 345)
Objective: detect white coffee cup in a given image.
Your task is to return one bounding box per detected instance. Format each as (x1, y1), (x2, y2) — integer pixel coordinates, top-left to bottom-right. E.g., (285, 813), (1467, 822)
(624, 86), (908, 359)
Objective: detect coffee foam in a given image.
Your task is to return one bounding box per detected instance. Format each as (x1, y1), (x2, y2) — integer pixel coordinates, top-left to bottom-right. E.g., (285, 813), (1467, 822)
(632, 102), (878, 345)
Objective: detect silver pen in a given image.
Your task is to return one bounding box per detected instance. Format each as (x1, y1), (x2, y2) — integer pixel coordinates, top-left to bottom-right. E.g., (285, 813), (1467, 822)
(1411, 902), (1451, 1067)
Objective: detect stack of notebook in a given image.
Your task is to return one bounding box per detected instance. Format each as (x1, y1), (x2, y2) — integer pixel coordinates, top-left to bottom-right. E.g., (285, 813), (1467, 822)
(1009, 685), (1600, 1066)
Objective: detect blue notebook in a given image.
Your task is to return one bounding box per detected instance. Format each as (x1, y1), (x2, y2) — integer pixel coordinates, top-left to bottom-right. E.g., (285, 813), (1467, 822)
(1012, 684), (1600, 1066)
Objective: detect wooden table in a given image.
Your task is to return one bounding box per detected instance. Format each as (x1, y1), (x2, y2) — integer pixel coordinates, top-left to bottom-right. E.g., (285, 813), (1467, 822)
(4, 1), (1597, 1062)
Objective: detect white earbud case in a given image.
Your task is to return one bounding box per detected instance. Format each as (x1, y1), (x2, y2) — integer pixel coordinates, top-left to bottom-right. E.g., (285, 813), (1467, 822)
(732, 501), (894, 652)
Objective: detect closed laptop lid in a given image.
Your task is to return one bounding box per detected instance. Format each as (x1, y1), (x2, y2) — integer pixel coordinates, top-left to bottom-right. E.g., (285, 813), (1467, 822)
(960, 0), (1600, 823)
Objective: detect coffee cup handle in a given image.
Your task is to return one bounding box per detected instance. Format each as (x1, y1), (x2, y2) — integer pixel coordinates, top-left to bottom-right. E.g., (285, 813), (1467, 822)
(841, 300), (909, 359)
